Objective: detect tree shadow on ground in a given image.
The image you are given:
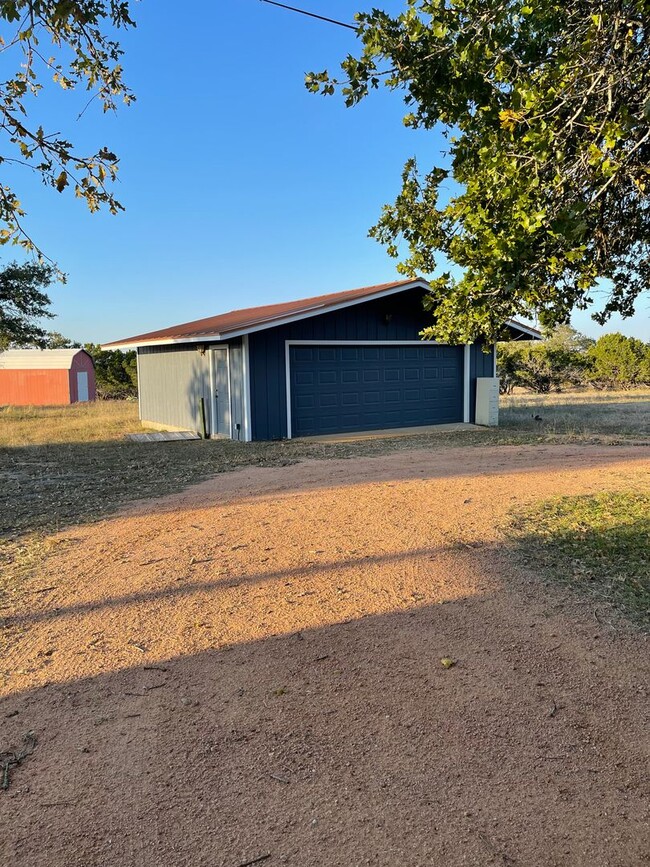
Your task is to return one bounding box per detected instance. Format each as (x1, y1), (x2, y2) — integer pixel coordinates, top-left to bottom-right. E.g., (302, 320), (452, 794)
(1, 590), (648, 867)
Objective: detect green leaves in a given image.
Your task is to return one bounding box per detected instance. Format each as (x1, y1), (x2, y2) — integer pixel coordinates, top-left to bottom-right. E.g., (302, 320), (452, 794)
(0, 261), (56, 349)
(0, 1), (136, 256)
(307, 0), (650, 342)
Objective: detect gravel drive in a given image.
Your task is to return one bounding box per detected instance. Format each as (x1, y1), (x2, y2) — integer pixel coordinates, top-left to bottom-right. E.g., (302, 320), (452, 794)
(1, 444), (649, 867)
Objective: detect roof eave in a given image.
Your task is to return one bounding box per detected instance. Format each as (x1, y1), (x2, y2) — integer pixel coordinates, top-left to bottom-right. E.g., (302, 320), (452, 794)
(101, 334), (222, 350)
(504, 319), (543, 340)
(102, 278), (432, 350)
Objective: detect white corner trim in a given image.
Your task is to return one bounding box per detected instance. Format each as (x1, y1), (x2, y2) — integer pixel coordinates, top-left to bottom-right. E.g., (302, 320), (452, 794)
(135, 347), (142, 421)
(227, 343), (233, 440)
(285, 340), (292, 440)
(242, 334), (252, 442)
(463, 344), (471, 423)
(493, 343), (497, 378)
(208, 347), (215, 438)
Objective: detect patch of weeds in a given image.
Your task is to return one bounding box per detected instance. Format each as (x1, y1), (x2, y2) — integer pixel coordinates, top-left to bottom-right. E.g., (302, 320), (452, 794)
(509, 491), (650, 627)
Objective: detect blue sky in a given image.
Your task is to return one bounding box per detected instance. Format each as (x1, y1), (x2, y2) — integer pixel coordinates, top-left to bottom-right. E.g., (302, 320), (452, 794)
(8, 0), (649, 343)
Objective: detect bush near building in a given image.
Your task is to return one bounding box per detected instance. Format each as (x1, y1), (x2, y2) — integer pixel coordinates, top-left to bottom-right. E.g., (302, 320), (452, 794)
(498, 327), (650, 393)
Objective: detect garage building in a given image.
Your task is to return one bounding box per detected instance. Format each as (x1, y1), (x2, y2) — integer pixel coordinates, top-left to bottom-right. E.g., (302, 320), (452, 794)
(103, 278), (539, 440)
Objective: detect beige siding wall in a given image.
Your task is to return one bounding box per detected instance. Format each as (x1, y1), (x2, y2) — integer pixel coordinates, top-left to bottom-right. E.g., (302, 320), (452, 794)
(138, 345), (212, 434)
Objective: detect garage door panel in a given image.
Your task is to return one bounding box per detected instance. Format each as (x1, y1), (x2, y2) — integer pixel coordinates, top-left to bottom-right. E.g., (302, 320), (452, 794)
(318, 393), (338, 408)
(296, 394), (315, 409)
(290, 344), (463, 437)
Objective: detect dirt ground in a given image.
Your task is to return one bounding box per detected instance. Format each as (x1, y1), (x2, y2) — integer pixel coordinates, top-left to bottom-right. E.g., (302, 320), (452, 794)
(1, 444), (649, 867)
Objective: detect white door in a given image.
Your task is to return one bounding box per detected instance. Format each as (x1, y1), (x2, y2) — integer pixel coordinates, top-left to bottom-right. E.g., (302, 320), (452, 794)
(77, 371), (89, 402)
(211, 348), (230, 436)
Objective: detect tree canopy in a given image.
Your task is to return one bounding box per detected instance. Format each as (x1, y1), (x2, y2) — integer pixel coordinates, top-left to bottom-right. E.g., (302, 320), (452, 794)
(307, 0), (650, 343)
(0, 0), (135, 256)
(0, 259), (54, 347)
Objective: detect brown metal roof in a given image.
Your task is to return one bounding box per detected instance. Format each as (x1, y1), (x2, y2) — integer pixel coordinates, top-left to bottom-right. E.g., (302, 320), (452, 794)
(103, 279), (427, 348)
(103, 278), (542, 349)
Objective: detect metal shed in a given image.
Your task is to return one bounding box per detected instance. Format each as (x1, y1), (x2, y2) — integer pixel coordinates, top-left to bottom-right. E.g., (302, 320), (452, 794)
(0, 348), (96, 406)
(104, 278), (540, 440)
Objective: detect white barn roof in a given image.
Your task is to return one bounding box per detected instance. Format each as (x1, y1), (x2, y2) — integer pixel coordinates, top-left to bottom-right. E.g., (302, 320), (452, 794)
(0, 349), (87, 370)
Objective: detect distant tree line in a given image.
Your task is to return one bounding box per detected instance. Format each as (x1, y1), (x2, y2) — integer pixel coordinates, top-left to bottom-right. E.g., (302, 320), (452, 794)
(84, 343), (138, 400)
(498, 326), (650, 394)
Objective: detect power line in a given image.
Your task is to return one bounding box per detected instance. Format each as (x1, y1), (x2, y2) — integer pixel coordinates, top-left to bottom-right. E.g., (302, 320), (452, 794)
(258, 0), (357, 31)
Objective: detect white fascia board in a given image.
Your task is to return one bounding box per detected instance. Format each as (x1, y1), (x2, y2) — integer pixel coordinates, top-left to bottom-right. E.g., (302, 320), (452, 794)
(504, 319), (542, 339)
(101, 334), (224, 350)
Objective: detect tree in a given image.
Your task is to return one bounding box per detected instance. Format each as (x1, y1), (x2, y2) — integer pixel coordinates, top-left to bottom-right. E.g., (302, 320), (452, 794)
(44, 331), (79, 349)
(497, 326), (592, 393)
(587, 333), (650, 387)
(497, 324), (593, 392)
(0, 0), (135, 255)
(85, 343), (137, 399)
(308, 0), (650, 343)
(0, 260), (55, 348)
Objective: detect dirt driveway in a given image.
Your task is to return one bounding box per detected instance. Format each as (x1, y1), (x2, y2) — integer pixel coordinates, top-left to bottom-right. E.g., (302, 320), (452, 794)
(1, 444), (649, 867)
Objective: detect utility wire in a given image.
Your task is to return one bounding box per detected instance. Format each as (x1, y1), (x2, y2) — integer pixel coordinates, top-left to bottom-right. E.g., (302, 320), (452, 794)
(258, 0), (357, 30)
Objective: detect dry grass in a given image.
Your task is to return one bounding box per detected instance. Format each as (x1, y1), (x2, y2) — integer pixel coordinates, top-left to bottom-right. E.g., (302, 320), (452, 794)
(0, 400), (141, 447)
(510, 490), (650, 627)
(500, 387), (650, 438)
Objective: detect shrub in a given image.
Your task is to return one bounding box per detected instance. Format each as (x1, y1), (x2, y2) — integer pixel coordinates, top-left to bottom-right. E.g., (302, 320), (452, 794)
(587, 333), (650, 389)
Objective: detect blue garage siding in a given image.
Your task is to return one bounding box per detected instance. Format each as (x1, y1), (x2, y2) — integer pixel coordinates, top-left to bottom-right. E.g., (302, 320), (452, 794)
(469, 343), (495, 422)
(290, 344), (463, 437)
(247, 288), (493, 440)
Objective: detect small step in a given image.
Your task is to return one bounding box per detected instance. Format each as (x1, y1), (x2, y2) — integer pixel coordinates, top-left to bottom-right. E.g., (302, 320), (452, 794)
(127, 431), (201, 443)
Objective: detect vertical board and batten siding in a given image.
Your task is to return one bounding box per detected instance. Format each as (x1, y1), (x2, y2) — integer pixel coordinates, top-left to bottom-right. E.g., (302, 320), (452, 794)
(248, 288), (491, 440)
(138, 344), (213, 434)
(469, 342), (496, 418)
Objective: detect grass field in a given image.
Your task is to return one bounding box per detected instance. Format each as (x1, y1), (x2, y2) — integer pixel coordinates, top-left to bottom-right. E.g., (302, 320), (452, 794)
(500, 388), (650, 437)
(0, 401), (141, 447)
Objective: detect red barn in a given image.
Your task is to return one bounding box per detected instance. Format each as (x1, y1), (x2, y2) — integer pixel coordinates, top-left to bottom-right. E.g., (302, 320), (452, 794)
(0, 349), (96, 406)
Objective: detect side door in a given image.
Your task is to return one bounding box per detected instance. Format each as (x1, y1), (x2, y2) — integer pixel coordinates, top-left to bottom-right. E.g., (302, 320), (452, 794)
(211, 347), (231, 436)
